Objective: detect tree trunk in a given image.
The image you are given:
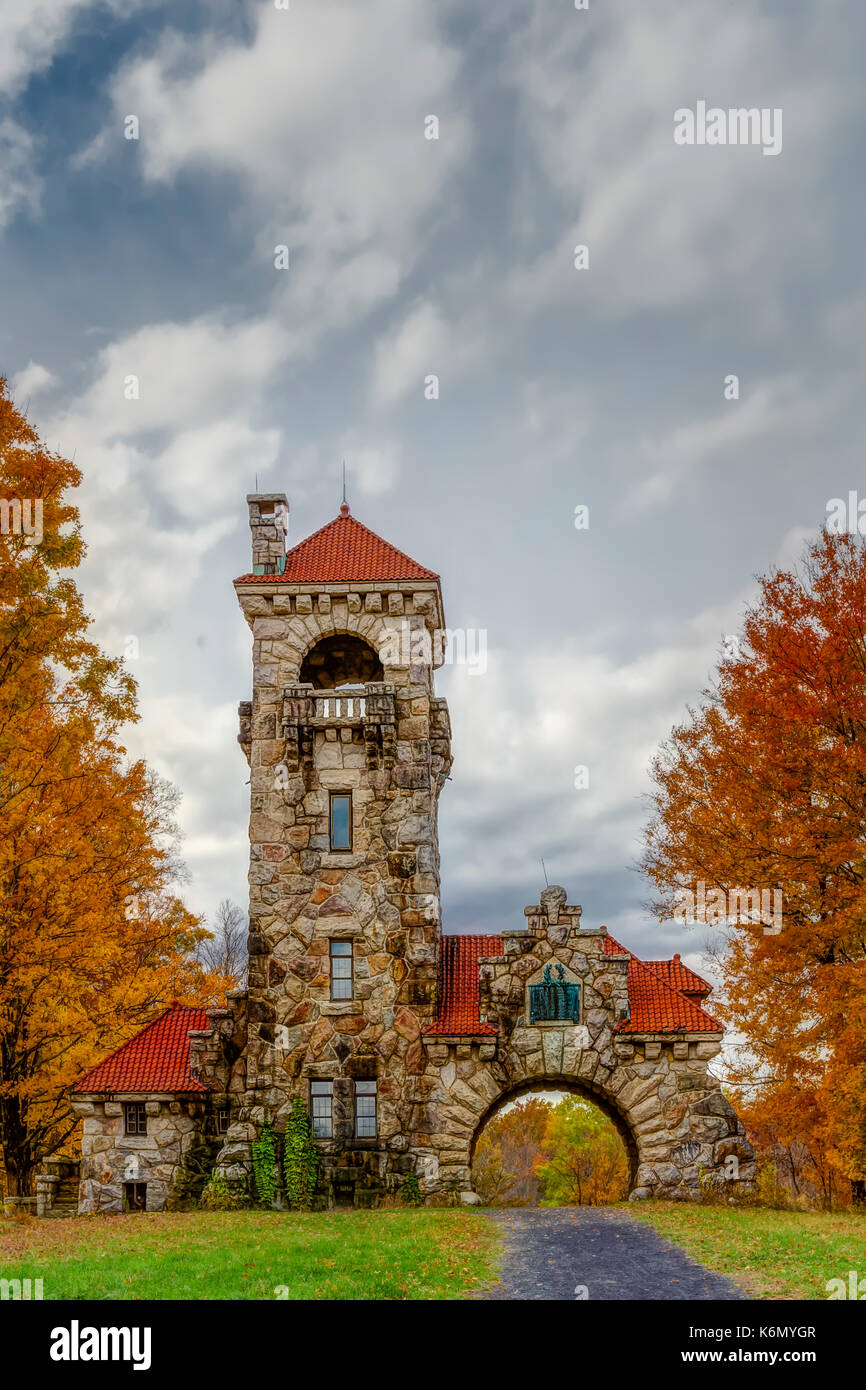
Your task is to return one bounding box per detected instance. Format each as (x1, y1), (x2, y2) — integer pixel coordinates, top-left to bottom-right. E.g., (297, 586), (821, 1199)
(852, 1179), (866, 1207)
(0, 1090), (35, 1197)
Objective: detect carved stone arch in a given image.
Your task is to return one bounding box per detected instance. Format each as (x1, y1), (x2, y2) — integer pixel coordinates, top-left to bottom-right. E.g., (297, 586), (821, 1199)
(292, 615), (393, 676)
(352, 610), (413, 681)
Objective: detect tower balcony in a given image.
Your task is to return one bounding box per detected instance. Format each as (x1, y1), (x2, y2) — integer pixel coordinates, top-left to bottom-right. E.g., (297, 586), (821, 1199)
(281, 682), (397, 770)
(283, 681), (396, 726)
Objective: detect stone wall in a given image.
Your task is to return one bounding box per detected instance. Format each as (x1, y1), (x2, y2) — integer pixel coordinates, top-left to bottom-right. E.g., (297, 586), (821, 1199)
(72, 1096), (214, 1213)
(36, 1159), (80, 1218)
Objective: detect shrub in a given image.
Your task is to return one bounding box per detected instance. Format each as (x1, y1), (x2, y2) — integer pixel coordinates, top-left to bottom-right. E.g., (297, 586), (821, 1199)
(199, 1170), (250, 1211)
(398, 1173), (423, 1207)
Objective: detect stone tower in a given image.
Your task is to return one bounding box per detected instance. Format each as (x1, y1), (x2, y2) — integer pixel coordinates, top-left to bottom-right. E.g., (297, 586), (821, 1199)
(226, 494), (453, 1203)
(71, 493), (755, 1211)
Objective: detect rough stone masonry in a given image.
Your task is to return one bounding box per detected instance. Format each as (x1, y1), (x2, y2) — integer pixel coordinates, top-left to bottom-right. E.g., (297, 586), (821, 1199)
(70, 494), (755, 1211)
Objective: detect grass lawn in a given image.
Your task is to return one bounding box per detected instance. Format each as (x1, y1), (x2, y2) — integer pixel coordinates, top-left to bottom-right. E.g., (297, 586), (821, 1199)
(629, 1202), (866, 1300)
(0, 1208), (500, 1301)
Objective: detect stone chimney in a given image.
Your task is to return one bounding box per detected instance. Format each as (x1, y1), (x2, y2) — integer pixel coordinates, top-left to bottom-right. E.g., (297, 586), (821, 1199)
(247, 493), (288, 575)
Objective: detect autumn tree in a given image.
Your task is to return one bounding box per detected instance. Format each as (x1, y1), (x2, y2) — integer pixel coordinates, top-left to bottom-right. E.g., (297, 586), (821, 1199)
(472, 1096), (553, 1205)
(537, 1098), (629, 1206)
(0, 380), (231, 1195)
(641, 530), (866, 1204)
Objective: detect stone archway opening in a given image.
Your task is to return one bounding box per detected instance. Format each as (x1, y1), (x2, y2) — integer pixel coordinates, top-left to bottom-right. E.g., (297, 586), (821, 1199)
(470, 1080), (638, 1207)
(299, 633), (384, 689)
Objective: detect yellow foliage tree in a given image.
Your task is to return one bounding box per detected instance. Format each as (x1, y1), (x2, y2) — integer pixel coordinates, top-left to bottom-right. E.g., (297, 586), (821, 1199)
(0, 381), (233, 1195)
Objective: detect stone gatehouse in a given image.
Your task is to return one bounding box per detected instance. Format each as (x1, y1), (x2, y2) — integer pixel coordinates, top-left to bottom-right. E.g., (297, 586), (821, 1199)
(71, 494), (755, 1211)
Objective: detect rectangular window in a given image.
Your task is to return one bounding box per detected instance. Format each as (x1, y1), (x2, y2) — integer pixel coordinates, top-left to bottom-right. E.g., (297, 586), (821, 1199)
(330, 941), (353, 1000)
(354, 1080), (377, 1139)
(124, 1103), (147, 1136)
(329, 792), (352, 851)
(124, 1182), (147, 1212)
(310, 1080), (334, 1139)
(217, 1108), (230, 1134)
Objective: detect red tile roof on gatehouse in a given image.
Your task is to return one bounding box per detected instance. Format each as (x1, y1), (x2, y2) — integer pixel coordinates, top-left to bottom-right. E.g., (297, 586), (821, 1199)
(72, 1003), (210, 1094)
(235, 507), (438, 585)
(602, 930), (721, 1033)
(426, 929), (721, 1037)
(644, 955), (711, 1000)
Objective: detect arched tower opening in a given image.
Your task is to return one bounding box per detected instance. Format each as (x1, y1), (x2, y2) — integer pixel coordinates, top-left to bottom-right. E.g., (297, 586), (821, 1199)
(300, 633), (384, 689)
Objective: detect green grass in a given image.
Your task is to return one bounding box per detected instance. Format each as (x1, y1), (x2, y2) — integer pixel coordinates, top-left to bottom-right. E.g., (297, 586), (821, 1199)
(0, 1208), (500, 1301)
(629, 1202), (866, 1300)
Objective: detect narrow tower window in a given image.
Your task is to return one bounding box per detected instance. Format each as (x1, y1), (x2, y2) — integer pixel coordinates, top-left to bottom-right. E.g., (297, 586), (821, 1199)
(329, 792), (352, 851)
(330, 941), (353, 1000)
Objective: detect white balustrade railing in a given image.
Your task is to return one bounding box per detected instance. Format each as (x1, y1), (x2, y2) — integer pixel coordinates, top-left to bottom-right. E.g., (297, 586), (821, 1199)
(314, 689), (367, 720)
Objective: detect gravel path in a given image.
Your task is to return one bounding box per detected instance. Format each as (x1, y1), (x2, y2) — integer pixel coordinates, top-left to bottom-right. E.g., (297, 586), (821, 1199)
(484, 1207), (750, 1301)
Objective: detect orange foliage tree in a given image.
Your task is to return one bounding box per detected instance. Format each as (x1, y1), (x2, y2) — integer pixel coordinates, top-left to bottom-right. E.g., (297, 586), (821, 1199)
(641, 531), (866, 1204)
(473, 1097), (553, 1205)
(0, 381), (232, 1195)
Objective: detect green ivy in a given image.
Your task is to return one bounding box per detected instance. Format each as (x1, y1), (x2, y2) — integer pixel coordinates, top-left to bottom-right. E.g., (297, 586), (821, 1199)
(282, 1098), (318, 1210)
(252, 1124), (279, 1206)
(398, 1173), (423, 1207)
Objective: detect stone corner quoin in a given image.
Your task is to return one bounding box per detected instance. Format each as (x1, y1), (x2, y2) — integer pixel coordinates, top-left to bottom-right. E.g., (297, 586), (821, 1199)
(66, 493), (756, 1214)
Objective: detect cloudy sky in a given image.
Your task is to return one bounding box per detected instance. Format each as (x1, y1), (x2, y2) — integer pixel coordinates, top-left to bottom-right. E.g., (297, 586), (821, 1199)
(2, 0), (864, 984)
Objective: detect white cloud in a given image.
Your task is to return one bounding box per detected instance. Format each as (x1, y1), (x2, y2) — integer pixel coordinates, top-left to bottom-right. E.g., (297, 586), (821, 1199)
(0, 119), (41, 228)
(79, 1), (471, 349)
(503, 2), (844, 318)
(0, 0), (92, 95)
(369, 295), (491, 407)
(10, 359), (56, 400)
(151, 421), (281, 520)
(338, 441), (401, 497)
(37, 312), (290, 641)
(439, 583), (764, 908)
(622, 375), (836, 515)
(123, 693), (249, 923)
(370, 302), (449, 407)
(54, 314), (290, 443)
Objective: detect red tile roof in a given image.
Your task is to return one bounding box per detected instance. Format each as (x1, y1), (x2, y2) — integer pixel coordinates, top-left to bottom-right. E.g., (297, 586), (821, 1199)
(423, 934), (503, 1036)
(644, 955), (711, 999)
(601, 931), (721, 1033)
(425, 929), (721, 1038)
(235, 508), (438, 585)
(73, 1003), (211, 1094)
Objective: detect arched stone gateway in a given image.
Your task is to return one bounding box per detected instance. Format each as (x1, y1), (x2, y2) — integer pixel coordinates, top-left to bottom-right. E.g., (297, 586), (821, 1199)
(422, 892), (756, 1202)
(470, 1079), (641, 1192)
(70, 496), (755, 1212)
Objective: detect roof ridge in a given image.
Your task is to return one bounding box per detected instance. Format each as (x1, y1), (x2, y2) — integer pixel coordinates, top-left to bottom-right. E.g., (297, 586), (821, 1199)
(235, 509), (439, 585)
(79, 1004), (174, 1076)
(289, 511), (439, 578)
(73, 1002), (210, 1094)
(644, 957), (711, 993)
